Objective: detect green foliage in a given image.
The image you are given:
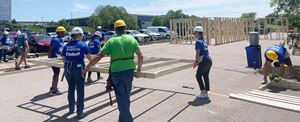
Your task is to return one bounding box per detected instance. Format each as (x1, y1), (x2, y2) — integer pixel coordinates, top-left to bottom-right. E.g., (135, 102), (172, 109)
(11, 19), (17, 24)
(240, 12), (257, 19)
(90, 5), (137, 30)
(270, 0), (300, 15)
(162, 10), (189, 27)
(57, 19), (69, 28)
(152, 16), (163, 26)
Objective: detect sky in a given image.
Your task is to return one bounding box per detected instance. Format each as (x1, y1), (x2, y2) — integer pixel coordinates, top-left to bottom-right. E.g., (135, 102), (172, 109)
(12, 0), (274, 21)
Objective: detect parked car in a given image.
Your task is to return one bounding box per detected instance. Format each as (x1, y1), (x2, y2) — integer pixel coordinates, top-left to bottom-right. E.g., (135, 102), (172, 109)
(47, 32), (57, 38)
(147, 26), (171, 39)
(28, 35), (51, 53)
(104, 31), (116, 41)
(139, 29), (162, 41)
(125, 30), (151, 44)
(63, 32), (72, 42)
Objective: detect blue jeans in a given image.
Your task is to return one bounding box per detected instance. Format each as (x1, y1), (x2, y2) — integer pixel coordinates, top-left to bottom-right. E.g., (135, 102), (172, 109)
(0, 49), (7, 61)
(111, 69), (134, 122)
(64, 62), (85, 115)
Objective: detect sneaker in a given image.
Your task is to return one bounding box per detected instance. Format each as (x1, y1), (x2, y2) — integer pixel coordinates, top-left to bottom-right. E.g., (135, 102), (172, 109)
(77, 114), (84, 119)
(97, 76), (103, 80)
(50, 89), (60, 95)
(196, 92), (206, 99)
(261, 79), (268, 84)
(24, 65), (31, 69)
(204, 92), (209, 98)
(87, 77), (93, 83)
(4, 60), (8, 62)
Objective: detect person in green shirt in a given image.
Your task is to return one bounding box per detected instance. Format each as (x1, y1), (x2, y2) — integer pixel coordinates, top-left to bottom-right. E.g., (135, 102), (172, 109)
(83, 20), (143, 122)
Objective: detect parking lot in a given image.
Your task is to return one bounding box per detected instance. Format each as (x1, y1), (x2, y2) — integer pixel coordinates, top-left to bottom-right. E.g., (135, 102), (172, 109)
(1, 38), (300, 122)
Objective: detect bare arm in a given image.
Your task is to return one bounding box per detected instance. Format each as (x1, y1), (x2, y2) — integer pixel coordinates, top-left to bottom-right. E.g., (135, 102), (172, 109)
(135, 48), (144, 71)
(280, 64), (285, 77)
(85, 52), (105, 69)
(86, 54), (92, 61)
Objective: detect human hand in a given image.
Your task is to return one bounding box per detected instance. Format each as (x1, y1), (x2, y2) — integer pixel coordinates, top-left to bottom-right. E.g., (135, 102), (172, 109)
(193, 62), (198, 69)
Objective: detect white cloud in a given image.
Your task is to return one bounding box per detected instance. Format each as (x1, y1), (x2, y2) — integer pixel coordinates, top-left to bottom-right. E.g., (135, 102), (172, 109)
(126, 0), (273, 18)
(70, 2), (93, 13)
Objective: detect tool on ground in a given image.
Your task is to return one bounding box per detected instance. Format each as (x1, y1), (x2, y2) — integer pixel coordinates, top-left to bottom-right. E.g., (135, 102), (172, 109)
(182, 85), (194, 89)
(61, 71), (65, 82)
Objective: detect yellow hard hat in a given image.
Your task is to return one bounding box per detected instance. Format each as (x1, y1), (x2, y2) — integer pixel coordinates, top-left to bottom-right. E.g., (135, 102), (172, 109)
(114, 20), (126, 29)
(56, 26), (66, 32)
(266, 50), (278, 61)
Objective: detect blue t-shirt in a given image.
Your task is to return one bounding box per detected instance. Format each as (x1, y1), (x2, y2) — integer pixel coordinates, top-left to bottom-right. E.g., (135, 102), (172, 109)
(195, 38), (210, 61)
(265, 45), (286, 64)
(62, 40), (90, 63)
(50, 36), (64, 58)
(88, 38), (101, 55)
(16, 34), (28, 48)
(1, 36), (10, 46)
(100, 31), (105, 42)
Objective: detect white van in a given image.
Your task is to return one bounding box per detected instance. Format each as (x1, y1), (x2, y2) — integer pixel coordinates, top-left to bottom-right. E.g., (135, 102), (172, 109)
(147, 26), (170, 39)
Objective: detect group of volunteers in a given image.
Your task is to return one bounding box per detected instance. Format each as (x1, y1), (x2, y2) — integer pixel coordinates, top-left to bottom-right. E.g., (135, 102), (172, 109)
(48, 20), (143, 120)
(7, 19), (293, 121)
(0, 29), (31, 70)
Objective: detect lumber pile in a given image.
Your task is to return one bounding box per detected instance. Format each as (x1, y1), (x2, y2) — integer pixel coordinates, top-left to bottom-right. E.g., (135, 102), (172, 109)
(28, 57), (194, 79)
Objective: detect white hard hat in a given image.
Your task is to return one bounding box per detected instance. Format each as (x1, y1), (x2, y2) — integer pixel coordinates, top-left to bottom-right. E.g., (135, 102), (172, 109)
(97, 26), (102, 29)
(4, 31), (9, 35)
(94, 31), (102, 38)
(193, 26), (204, 33)
(16, 31), (22, 35)
(71, 27), (83, 35)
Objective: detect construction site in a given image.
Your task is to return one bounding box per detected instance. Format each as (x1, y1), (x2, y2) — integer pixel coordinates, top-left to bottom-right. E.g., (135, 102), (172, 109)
(0, 15), (300, 121)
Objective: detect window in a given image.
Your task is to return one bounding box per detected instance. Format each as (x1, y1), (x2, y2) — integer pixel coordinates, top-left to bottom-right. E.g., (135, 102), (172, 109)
(158, 28), (166, 33)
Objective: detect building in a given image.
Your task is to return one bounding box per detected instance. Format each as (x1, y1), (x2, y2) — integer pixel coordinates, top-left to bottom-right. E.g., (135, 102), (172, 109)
(0, 0), (12, 21)
(65, 14), (156, 29)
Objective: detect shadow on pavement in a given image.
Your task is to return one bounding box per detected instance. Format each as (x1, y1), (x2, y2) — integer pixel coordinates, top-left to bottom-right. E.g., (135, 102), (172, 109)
(188, 98), (211, 107)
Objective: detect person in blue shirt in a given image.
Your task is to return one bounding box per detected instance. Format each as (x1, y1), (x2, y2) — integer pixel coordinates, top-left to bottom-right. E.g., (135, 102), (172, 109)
(48, 26), (66, 95)
(15, 31), (30, 70)
(261, 45), (295, 84)
(96, 26), (106, 46)
(192, 26), (212, 99)
(62, 27), (92, 119)
(86, 31), (102, 83)
(0, 31), (10, 62)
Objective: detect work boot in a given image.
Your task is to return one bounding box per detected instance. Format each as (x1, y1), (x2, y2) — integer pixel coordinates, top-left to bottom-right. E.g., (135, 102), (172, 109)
(24, 65), (31, 69)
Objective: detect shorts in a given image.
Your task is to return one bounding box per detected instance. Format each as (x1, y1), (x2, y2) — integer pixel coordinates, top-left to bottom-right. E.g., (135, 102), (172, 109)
(51, 67), (60, 74)
(18, 47), (28, 57)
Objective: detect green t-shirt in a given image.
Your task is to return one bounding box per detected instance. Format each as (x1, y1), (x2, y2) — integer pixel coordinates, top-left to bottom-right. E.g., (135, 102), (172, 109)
(101, 34), (139, 73)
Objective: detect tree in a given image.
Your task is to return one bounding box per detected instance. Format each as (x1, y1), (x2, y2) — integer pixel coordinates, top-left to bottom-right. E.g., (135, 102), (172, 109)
(88, 15), (101, 29)
(161, 10), (189, 27)
(152, 16), (163, 26)
(270, 0), (300, 30)
(71, 20), (80, 26)
(240, 12), (257, 19)
(91, 5), (137, 29)
(48, 21), (57, 26)
(57, 19), (69, 28)
(271, 0), (300, 15)
(11, 19), (17, 24)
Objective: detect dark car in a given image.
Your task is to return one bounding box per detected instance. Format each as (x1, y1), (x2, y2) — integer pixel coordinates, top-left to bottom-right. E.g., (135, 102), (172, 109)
(28, 35), (51, 53)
